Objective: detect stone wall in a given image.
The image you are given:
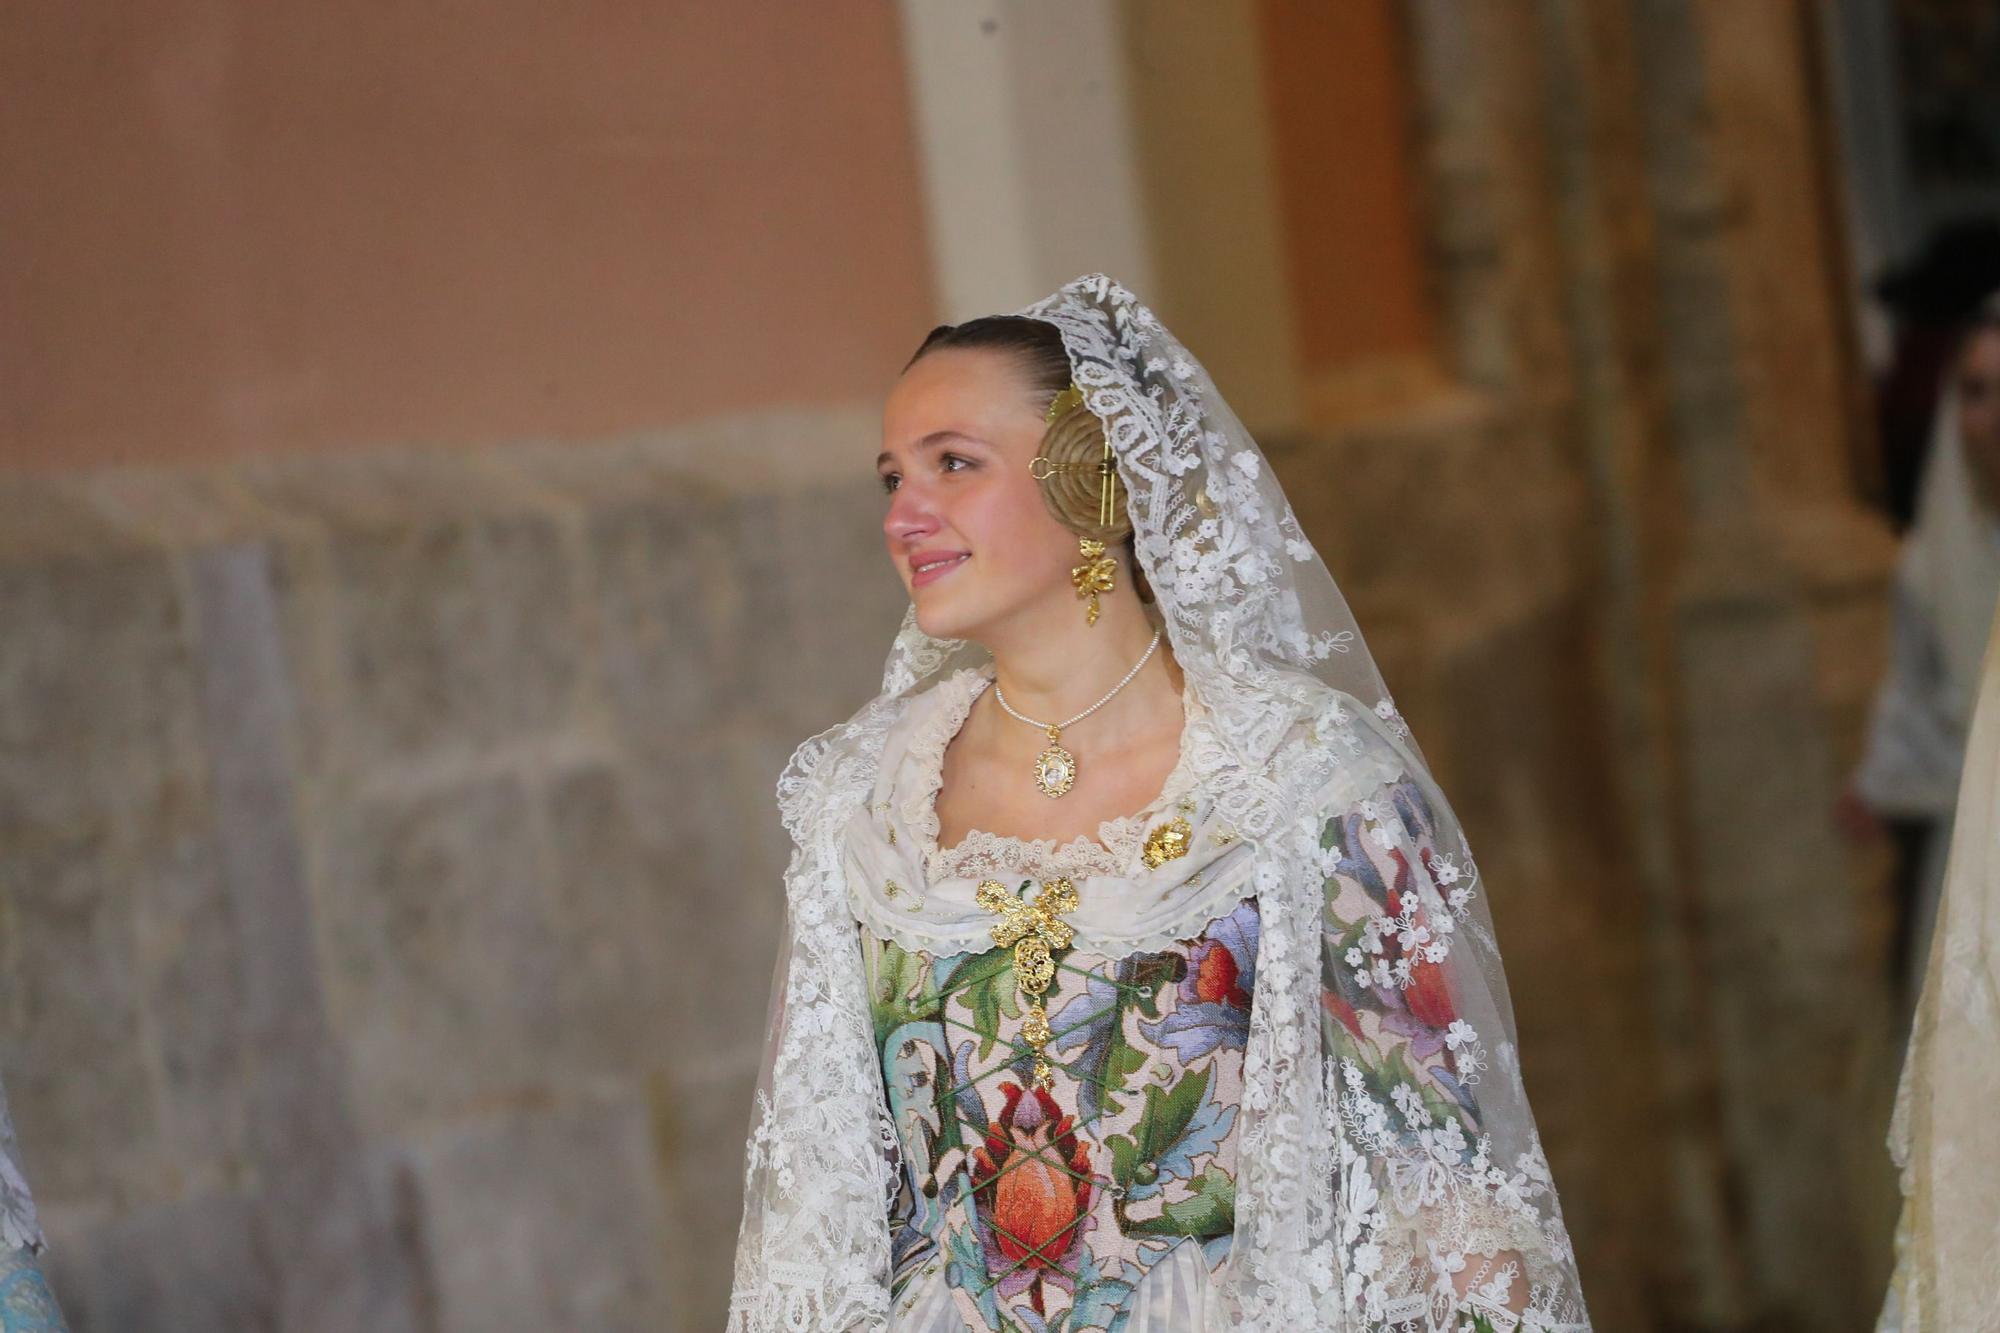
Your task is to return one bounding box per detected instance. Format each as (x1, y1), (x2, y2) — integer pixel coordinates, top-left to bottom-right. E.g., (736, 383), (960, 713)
(0, 428), (908, 1332)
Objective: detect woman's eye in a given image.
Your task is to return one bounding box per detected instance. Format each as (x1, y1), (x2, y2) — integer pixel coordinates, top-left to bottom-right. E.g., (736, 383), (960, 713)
(879, 473), (901, 494)
(940, 453), (971, 473)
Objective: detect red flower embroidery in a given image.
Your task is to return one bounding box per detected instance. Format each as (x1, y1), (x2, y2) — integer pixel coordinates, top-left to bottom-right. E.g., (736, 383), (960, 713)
(1190, 935), (1252, 1009)
(1321, 989), (1365, 1040)
(972, 1081), (1093, 1285)
(1404, 955), (1457, 1029)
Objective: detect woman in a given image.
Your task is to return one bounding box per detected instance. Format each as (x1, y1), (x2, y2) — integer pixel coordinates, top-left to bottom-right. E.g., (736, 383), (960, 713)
(1851, 298), (2000, 997)
(729, 275), (1590, 1331)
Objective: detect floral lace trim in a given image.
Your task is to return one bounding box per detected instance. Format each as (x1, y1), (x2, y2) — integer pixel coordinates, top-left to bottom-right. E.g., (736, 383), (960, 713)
(899, 664), (1204, 883)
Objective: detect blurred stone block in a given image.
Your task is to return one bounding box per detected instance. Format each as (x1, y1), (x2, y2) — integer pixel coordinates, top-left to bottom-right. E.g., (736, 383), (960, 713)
(0, 554), (206, 834)
(0, 820), (158, 1201)
(652, 1063), (755, 1333)
(725, 483), (909, 738)
(292, 513), (585, 776)
(316, 776), (561, 1128)
(44, 1191), (276, 1332)
(408, 1096), (670, 1333)
(587, 492), (747, 747)
(131, 823), (248, 1188)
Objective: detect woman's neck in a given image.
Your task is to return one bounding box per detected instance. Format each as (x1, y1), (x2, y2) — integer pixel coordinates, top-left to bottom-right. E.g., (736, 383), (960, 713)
(980, 596), (1180, 733)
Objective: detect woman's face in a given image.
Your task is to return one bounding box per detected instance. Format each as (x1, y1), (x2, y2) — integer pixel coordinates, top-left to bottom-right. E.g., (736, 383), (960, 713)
(877, 348), (1080, 643)
(1958, 327), (2000, 515)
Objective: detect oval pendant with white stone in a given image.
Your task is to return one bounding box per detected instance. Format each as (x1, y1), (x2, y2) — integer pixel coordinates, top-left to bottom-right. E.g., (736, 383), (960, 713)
(1034, 743), (1077, 799)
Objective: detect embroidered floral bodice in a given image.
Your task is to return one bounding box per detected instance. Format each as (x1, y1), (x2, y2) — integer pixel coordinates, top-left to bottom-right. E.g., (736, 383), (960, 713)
(841, 669), (1550, 1332)
(851, 667), (1252, 1331)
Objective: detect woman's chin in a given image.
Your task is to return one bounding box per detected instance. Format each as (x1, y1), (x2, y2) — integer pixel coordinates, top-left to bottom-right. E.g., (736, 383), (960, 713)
(912, 592), (991, 645)
(913, 603), (970, 642)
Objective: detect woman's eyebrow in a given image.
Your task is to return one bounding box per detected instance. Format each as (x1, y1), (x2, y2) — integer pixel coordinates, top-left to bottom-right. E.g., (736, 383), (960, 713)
(876, 430), (985, 468)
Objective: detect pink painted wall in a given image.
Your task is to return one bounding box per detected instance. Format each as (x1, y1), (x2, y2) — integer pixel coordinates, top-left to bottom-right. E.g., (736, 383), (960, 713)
(0, 3), (935, 471)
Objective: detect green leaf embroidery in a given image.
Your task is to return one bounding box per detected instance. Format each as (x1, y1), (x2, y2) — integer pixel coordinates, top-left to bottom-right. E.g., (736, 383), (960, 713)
(1106, 1064), (1213, 1193)
(870, 939), (935, 1048)
(945, 947), (1022, 1060)
(1122, 1170), (1237, 1238)
(1048, 954), (1182, 1119)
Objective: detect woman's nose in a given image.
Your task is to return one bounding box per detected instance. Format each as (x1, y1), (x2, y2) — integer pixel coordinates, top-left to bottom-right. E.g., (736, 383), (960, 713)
(884, 485), (939, 544)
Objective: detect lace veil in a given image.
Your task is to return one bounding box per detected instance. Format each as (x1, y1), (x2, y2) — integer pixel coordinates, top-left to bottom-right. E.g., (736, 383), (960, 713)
(729, 274), (1590, 1330)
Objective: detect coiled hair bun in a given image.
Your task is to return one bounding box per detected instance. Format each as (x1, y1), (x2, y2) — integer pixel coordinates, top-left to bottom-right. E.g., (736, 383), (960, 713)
(1034, 395), (1129, 545)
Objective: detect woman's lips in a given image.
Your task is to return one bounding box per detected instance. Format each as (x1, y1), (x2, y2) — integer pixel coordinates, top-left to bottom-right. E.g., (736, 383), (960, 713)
(909, 552), (970, 587)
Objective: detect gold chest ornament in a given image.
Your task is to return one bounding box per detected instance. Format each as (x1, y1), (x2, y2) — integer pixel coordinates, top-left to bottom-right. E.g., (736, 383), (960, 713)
(976, 876), (1080, 1089)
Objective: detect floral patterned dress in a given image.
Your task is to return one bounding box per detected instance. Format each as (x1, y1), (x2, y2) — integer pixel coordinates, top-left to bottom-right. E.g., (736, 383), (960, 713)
(842, 666), (1529, 1332)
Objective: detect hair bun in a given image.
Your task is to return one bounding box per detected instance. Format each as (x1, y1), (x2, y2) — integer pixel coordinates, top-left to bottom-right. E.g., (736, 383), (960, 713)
(1034, 402), (1129, 543)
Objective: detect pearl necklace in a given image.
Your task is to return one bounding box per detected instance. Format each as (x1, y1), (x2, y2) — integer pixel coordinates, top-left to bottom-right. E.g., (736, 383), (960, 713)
(993, 629), (1163, 799)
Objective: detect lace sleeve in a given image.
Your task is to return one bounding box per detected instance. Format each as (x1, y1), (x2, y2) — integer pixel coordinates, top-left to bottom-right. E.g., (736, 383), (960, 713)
(1315, 769), (1578, 1331)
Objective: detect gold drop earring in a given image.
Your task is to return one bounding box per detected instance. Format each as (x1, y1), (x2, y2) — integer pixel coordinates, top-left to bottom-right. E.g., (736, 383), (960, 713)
(1030, 383), (1122, 627)
(1072, 538), (1116, 626)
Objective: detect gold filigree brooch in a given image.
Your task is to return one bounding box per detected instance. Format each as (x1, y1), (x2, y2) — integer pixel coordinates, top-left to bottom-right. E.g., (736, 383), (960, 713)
(1141, 816), (1193, 869)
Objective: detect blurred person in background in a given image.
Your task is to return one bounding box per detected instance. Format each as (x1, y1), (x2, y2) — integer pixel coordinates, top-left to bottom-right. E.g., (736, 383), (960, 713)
(1871, 221), (2000, 530)
(0, 1077), (68, 1329)
(1875, 583), (2000, 1332)
(727, 276), (1591, 1332)
(1847, 294), (2000, 1001)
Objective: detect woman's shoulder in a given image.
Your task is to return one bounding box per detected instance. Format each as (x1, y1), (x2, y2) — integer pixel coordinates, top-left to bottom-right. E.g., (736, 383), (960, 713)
(773, 667), (991, 843)
(1250, 679), (1422, 820)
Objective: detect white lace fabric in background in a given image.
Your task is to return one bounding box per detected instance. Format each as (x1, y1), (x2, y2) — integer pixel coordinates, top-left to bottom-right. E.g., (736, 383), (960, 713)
(1878, 589), (2000, 1333)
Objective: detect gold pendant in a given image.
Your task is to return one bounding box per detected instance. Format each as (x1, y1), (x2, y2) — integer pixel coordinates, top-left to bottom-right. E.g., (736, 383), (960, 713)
(1033, 724), (1076, 799)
